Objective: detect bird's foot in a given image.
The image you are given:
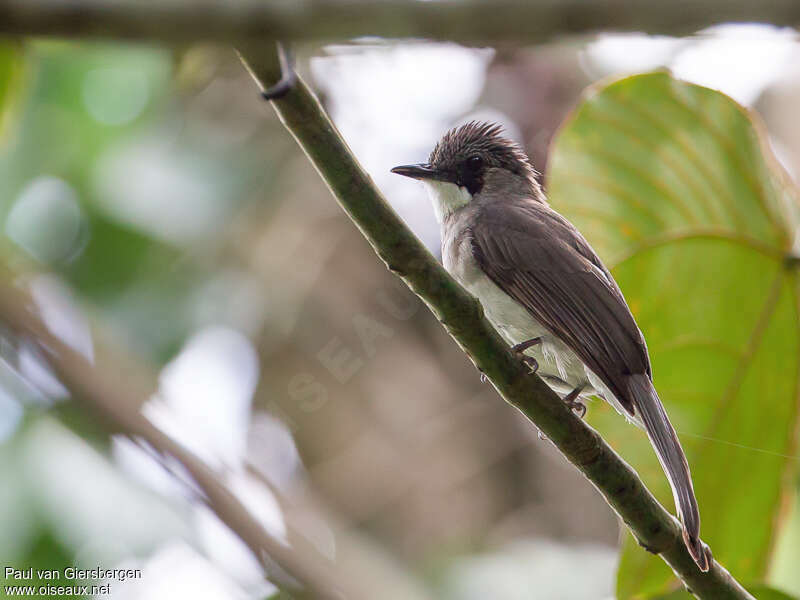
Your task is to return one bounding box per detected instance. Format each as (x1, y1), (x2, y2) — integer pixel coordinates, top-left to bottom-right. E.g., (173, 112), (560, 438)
(479, 372), (488, 384)
(568, 400), (586, 419)
(519, 355), (539, 373)
(511, 337), (541, 374)
(563, 385), (587, 419)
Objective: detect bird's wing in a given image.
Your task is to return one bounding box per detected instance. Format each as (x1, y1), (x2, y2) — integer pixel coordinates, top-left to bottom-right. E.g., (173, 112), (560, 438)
(469, 199), (650, 414)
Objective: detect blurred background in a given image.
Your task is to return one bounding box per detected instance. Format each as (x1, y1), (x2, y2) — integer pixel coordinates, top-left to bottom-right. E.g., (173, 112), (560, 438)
(0, 20), (798, 600)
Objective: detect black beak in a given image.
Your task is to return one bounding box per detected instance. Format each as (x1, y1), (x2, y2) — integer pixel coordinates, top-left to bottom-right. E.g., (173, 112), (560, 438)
(390, 163), (454, 183)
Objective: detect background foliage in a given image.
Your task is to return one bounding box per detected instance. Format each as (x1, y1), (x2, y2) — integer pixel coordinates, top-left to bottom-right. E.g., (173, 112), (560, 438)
(0, 30), (798, 600)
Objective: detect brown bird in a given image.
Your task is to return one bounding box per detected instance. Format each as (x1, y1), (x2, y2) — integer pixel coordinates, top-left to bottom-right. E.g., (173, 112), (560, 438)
(392, 122), (710, 571)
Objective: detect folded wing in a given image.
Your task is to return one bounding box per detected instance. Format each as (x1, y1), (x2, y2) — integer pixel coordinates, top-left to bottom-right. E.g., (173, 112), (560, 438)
(469, 199), (650, 413)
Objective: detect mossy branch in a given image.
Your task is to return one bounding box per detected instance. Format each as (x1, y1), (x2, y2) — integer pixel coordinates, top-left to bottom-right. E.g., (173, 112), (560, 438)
(237, 45), (755, 600)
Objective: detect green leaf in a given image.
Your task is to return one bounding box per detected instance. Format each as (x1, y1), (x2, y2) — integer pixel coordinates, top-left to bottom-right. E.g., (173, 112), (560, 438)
(0, 41), (26, 143)
(547, 72), (800, 598)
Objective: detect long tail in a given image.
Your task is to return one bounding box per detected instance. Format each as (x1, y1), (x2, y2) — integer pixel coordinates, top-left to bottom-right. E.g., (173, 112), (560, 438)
(625, 374), (709, 572)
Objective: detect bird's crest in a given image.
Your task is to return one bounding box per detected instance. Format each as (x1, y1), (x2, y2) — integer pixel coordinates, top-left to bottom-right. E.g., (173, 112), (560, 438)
(429, 121), (538, 186)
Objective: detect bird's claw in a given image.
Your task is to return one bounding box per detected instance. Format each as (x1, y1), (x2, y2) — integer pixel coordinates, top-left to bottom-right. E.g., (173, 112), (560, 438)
(567, 399), (586, 419)
(520, 355), (539, 374)
(573, 402), (587, 419)
(479, 372), (488, 384)
(562, 385), (587, 419)
(511, 337), (541, 374)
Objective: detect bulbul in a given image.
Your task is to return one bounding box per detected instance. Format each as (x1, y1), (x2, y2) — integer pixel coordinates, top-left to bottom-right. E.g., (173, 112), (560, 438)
(392, 122), (709, 571)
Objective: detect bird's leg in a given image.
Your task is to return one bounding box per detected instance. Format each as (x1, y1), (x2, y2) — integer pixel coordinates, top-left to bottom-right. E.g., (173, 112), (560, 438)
(563, 385), (587, 418)
(261, 42), (296, 100)
(511, 337), (542, 373)
(512, 337), (542, 353)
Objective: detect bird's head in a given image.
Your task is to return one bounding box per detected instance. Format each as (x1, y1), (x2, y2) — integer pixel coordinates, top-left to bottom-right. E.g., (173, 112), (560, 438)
(391, 121), (541, 222)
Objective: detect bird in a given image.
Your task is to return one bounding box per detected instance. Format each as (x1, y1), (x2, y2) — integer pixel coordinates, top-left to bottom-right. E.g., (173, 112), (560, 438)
(391, 121), (710, 571)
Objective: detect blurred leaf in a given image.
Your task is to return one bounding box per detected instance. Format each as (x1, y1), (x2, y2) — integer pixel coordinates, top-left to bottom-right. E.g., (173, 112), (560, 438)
(2, 532), (87, 599)
(547, 72), (800, 597)
(0, 41), (26, 144)
(66, 214), (166, 298)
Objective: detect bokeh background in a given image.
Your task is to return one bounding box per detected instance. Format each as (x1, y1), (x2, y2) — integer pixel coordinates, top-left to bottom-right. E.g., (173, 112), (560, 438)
(0, 22), (798, 600)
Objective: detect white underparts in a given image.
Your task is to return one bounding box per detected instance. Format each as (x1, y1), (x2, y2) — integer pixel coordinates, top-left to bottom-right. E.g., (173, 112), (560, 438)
(423, 180), (472, 223)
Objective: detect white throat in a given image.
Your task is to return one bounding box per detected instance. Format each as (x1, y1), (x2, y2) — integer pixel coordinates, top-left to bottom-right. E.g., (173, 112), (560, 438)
(423, 180), (472, 224)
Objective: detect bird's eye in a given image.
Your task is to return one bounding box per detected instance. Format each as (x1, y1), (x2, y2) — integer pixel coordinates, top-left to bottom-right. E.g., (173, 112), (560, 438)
(467, 155), (483, 171)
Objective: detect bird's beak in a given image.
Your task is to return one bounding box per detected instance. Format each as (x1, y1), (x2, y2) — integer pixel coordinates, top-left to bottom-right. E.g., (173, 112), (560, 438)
(390, 163), (454, 183)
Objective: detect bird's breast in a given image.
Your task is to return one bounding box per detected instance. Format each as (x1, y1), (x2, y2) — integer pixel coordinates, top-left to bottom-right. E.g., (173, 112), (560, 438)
(442, 224), (541, 341)
(441, 225), (583, 386)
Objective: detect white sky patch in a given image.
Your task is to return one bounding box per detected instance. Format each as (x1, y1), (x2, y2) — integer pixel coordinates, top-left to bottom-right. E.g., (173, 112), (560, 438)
(102, 542), (254, 600)
(671, 24), (798, 106)
(583, 24), (799, 106)
(145, 326), (259, 470)
(113, 328), (291, 593)
(442, 539), (616, 600)
(17, 340), (69, 400)
(22, 419), (190, 566)
(582, 33), (684, 78)
(0, 387), (23, 442)
(195, 472), (286, 595)
(112, 435), (200, 502)
(12, 274), (95, 401)
(92, 134), (229, 244)
(247, 413), (302, 491)
(312, 42), (493, 251)
(28, 274), (94, 361)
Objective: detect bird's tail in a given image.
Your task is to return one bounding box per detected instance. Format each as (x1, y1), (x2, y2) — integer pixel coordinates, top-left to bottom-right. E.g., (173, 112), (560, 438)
(625, 374), (710, 572)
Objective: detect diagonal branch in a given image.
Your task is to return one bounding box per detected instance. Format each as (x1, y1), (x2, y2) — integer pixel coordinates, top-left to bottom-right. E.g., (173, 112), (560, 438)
(237, 45), (755, 600)
(0, 0), (799, 44)
(0, 273), (371, 600)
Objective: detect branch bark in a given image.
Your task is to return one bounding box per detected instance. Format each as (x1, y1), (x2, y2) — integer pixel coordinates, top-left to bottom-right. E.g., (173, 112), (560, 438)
(237, 46), (755, 600)
(0, 0), (798, 44)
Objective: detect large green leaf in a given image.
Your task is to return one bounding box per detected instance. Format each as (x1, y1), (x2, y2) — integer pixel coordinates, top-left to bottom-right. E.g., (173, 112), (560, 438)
(651, 584), (798, 600)
(0, 41), (25, 143)
(547, 72), (800, 597)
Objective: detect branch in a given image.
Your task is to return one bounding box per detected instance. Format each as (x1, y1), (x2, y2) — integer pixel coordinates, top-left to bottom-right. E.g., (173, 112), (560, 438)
(0, 0), (799, 44)
(0, 273), (373, 600)
(237, 46), (755, 600)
